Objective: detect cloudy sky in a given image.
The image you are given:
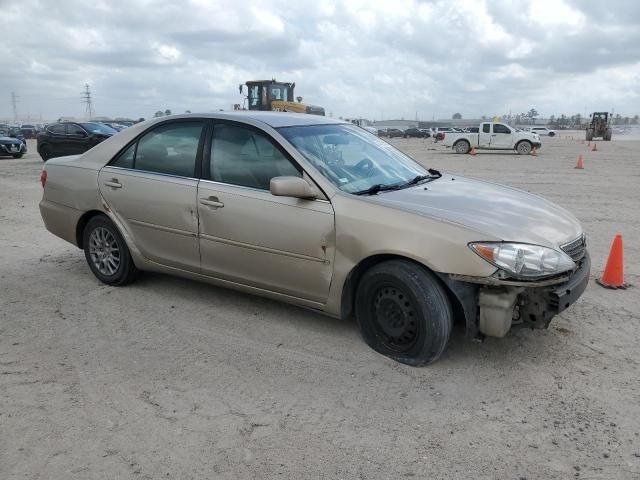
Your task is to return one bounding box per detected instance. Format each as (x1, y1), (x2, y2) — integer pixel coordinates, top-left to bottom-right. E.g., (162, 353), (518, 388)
(2, 0), (640, 121)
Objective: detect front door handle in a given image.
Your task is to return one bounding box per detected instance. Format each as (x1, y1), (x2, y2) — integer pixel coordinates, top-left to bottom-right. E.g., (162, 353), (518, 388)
(200, 197), (224, 208)
(104, 179), (122, 189)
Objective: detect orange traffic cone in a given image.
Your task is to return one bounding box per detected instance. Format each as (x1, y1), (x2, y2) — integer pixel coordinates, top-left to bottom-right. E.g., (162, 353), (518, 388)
(531, 147), (538, 156)
(575, 154), (584, 169)
(469, 147), (477, 156)
(596, 235), (628, 289)
(592, 142), (597, 151)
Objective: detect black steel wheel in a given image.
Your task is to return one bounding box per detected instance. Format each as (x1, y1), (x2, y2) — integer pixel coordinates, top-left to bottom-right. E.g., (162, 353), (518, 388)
(355, 259), (453, 366)
(371, 284), (419, 353)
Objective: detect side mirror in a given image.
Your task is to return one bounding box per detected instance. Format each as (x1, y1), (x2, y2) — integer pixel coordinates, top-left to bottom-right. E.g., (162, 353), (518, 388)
(270, 176), (317, 199)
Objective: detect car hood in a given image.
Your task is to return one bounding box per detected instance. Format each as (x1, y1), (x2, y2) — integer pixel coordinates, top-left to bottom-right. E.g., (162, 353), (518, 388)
(367, 174), (582, 249)
(0, 136), (22, 143)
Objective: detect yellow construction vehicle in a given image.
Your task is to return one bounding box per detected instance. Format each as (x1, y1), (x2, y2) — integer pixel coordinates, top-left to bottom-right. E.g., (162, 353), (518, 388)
(238, 79), (325, 116)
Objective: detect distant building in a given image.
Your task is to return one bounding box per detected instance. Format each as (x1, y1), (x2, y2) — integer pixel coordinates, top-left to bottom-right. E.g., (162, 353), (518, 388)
(372, 120), (419, 130)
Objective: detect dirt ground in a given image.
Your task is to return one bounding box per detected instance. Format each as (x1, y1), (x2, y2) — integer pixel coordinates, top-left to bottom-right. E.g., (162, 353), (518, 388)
(1, 134), (639, 479)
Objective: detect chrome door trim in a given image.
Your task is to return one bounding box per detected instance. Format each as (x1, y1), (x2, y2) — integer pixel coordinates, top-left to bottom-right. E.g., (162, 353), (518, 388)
(199, 233), (328, 264)
(129, 219), (196, 238)
(198, 178), (331, 204)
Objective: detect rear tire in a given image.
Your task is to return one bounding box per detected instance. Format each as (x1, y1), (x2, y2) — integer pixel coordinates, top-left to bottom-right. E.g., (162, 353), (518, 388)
(82, 215), (139, 286)
(39, 145), (52, 161)
(454, 140), (471, 154)
(516, 141), (532, 155)
(604, 129), (612, 141)
(355, 260), (453, 366)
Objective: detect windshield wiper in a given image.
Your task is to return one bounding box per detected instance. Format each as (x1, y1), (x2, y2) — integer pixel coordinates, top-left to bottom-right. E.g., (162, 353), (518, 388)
(397, 171), (442, 189)
(353, 170), (443, 196)
(353, 183), (402, 196)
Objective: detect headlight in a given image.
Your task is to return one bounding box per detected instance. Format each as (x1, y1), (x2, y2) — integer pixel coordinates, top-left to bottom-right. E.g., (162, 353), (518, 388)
(469, 242), (575, 279)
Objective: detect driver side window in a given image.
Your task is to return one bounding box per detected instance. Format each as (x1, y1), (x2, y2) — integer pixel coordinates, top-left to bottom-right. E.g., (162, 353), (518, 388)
(209, 124), (301, 190)
(493, 124), (511, 134)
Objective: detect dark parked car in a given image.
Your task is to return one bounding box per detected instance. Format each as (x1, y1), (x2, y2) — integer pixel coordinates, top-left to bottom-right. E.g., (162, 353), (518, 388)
(0, 128), (27, 158)
(403, 128), (430, 138)
(381, 128), (404, 138)
(37, 122), (117, 161)
(20, 124), (37, 139)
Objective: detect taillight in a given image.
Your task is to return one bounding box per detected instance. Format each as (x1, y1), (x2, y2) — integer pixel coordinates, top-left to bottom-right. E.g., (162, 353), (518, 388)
(40, 169), (47, 187)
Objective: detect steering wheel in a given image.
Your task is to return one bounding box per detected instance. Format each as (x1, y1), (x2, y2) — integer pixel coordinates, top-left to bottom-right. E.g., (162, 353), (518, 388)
(352, 158), (374, 175)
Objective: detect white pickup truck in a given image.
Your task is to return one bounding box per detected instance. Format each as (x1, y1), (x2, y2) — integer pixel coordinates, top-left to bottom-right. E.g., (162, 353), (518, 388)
(442, 122), (542, 154)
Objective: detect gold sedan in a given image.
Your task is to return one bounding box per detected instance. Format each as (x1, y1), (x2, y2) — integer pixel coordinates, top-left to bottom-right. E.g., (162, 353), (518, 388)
(39, 113), (589, 365)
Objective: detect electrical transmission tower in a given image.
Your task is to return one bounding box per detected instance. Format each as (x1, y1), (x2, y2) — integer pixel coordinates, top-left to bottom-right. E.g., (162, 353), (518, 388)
(11, 91), (19, 122)
(81, 84), (93, 119)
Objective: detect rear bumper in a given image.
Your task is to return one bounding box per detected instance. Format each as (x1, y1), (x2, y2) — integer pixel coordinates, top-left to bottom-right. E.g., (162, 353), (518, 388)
(39, 199), (83, 247)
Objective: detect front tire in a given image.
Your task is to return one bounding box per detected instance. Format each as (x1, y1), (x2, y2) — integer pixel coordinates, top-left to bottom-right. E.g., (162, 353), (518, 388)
(586, 129), (593, 141)
(355, 260), (453, 366)
(12, 153), (23, 159)
(83, 215), (138, 286)
(516, 141), (532, 155)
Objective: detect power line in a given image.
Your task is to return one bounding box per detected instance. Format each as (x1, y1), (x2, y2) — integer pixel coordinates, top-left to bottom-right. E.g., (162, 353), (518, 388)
(11, 91), (19, 121)
(81, 84), (93, 119)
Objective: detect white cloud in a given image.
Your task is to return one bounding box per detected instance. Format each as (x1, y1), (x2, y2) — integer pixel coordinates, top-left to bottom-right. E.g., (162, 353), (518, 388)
(1, 0), (639, 121)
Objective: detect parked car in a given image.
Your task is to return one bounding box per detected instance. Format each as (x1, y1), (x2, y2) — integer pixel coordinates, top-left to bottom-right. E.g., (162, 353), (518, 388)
(403, 128), (429, 138)
(37, 122), (117, 161)
(20, 124), (37, 139)
(379, 128), (404, 138)
(39, 112), (589, 366)
(361, 126), (378, 135)
(103, 122), (127, 132)
(442, 122), (542, 154)
(0, 128), (27, 158)
(7, 126), (26, 144)
(526, 126), (556, 137)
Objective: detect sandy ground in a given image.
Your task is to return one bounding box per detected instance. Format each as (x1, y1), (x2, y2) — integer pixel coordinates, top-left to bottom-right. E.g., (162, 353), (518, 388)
(1, 134), (639, 479)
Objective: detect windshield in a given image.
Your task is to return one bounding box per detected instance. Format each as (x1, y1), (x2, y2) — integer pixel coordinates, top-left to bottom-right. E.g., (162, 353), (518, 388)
(278, 124), (429, 194)
(80, 122), (117, 134)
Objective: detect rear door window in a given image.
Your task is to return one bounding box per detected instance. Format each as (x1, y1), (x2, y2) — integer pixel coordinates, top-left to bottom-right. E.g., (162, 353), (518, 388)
(67, 124), (87, 136)
(482, 124), (490, 133)
(111, 122), (203, 177)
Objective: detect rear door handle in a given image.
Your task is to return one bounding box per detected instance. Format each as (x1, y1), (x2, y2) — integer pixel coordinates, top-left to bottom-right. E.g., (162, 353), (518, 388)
(104, 179), (122, 189)
(200, 197), (224, 208)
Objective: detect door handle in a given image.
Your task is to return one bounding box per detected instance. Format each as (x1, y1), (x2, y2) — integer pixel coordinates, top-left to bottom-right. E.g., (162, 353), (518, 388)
(104, 179), (122, 189)
(200, 197), (224, 208)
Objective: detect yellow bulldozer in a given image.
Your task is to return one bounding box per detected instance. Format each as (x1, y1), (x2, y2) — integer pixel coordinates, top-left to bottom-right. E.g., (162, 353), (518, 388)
(237, 79), (325, 116)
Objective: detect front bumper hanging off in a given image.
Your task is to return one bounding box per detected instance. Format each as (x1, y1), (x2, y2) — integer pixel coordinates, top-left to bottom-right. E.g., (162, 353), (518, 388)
(440, 251), (591, 338)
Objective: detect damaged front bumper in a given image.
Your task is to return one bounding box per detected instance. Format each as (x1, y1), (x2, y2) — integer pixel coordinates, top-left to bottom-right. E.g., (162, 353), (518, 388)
(440, 251), (591, 338)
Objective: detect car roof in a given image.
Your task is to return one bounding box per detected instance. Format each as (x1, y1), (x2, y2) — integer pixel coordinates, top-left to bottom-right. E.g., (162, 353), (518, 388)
(178, 111), (346, 128)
